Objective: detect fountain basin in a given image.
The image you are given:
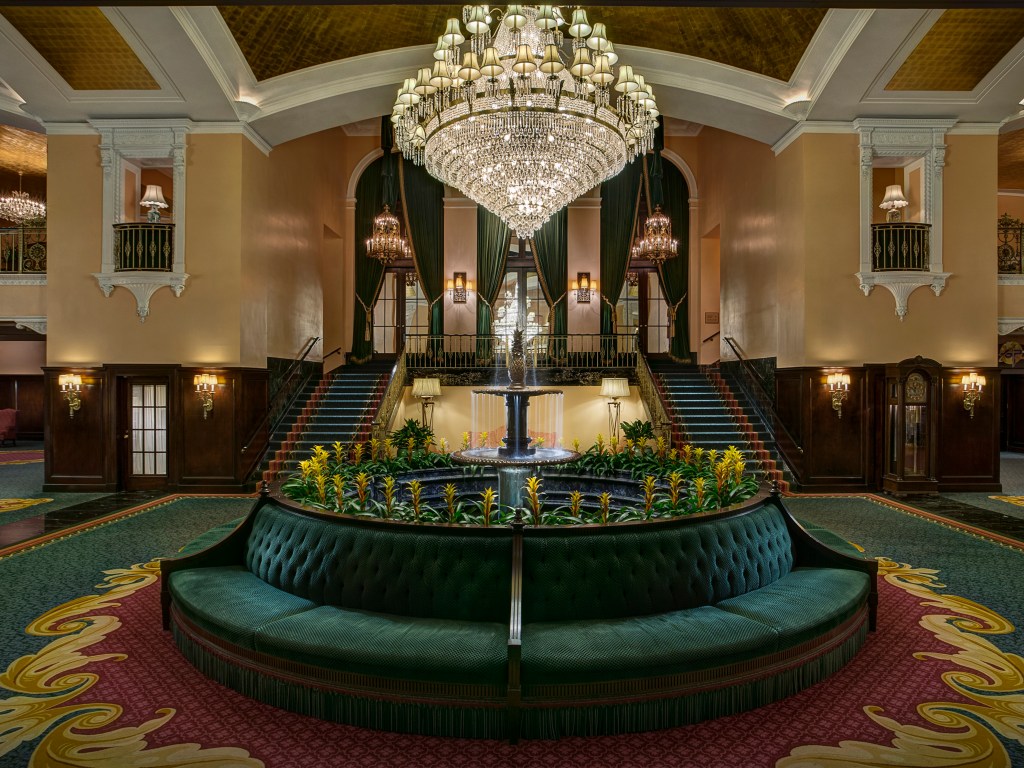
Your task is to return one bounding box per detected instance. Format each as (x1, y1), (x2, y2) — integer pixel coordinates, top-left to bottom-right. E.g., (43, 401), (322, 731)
(451, 447), (580, 467)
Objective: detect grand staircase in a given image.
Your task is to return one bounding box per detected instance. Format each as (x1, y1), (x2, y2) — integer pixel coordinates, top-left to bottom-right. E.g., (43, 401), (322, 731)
(648, 360), (791, 490)
(262, 360), (394, 482)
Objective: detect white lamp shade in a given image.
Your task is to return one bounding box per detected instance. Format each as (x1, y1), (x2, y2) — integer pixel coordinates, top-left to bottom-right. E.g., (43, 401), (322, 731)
(140, 184), (168, 209)
(412, 377), (441, 398)
(600, 377), (630, 399)
(879, 184), (908, 210)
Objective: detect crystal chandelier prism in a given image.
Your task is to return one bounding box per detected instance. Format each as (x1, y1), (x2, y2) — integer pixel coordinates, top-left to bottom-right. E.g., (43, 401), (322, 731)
(393, 5), (659, 239)
(631, 205), (677, 264)
(0, 172), (46, 224)
(366, 204), (411, 265)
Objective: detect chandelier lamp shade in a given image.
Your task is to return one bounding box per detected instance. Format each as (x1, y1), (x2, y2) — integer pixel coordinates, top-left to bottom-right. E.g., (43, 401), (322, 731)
(631, 204), (678, 264)
(0, 171), (46, 224)
(392, 5), (659, 239)
(879, 184), (909, 223)
(366, 204), (411, 265)
(140, 184), (168, 223)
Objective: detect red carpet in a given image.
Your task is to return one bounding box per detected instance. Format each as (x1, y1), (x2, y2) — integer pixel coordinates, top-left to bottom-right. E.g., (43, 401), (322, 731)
(5, 556), (1019, 767)
(0, 449), (43, 465)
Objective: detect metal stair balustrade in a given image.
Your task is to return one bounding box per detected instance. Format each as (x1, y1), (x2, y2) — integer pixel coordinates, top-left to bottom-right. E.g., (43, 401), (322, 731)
(262, 362), (393, 483)
(649, 360), (791, 492)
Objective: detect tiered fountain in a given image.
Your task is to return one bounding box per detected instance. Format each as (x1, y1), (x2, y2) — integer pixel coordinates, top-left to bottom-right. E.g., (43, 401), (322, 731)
(452, 329), (578, 509)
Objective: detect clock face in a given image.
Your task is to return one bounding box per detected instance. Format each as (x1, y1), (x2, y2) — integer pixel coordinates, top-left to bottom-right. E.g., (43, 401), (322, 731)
(1000, 341), (1024, 368)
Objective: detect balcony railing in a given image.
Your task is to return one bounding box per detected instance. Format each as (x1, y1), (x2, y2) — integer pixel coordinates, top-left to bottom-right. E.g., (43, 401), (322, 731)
(871, 222), (931, 271)
(0, 227), (46, 273)
(403, 333), (638, 370)
(113, 223), (174, 271)
(998, 213), (1023, 275)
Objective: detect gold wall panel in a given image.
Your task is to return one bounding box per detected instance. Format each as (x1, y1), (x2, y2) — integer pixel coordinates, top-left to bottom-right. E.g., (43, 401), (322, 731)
(1000, 129), (1024, 191)
(886, 10), (1024, 91)
(219, 6), (825, 83)
(0, 7), (159, 91)
(0, 126), (47, 176)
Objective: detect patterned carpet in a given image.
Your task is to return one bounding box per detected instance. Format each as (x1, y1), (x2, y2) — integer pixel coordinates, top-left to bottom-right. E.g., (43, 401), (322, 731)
(0, 494), (1022, 767)
(0, 450), (43, 465)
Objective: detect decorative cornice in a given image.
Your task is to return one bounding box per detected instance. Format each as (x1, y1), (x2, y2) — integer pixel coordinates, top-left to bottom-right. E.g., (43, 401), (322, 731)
(11, 316), (47, 335)
(998, 276), (1024, 286)
(93, 272), (188, 322)
(856, 271), (950, 321)
(946, 123), (1002, 135)
(42, 122), (98, 136)
(190, 122), (271, 156)
(998, 317), (1024, 335)
(772, 121), (853, 156)
(0, 274), (46, 286)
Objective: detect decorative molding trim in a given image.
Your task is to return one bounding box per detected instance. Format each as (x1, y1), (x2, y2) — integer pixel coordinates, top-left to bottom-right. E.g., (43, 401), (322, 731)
(6, 316), (47, 334)
(855, 271), (950, 321)
(42, 122), (99, 136)
(998, 317), (1024, 335)
(93, 272), (189, 322)
(346, 148), (384, 200)
(998, 276), (1024, 286)
(946, 123), (1002, 135)
(772, 121), (853, 156)
(190, 122), (272, 156)
(0, 274), (46, 286)
(998, 189), (1024, 197)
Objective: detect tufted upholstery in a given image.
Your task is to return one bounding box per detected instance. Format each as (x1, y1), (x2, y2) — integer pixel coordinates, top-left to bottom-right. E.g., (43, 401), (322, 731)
(244, 503), (512, 623)
(522, 506), (795, 623)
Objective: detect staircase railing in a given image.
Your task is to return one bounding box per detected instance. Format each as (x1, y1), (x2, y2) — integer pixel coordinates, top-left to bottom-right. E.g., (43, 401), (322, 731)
(722, 336), (803, 472)
(241, 335), (321, 481)
(371, 346), (407, 444)
(635, 352), (673, 443)
(403, 333), (637, 370)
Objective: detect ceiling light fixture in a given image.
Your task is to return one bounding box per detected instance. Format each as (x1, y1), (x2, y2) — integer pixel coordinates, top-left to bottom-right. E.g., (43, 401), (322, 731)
(393, 5), (658, 239)
(631, 204), (678, 264)
(0, 171), (46, 224)
(366, 204), (411, 265)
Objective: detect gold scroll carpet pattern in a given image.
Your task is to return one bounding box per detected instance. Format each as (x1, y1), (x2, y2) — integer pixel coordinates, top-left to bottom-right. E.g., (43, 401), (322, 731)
(0, 558), (1021, 766)
(0, 498), (51, 514)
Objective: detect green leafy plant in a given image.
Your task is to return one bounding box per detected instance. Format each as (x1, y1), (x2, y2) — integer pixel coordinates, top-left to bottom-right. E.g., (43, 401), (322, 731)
(389, 419), (435, 452)
(620, 419), (655, 446)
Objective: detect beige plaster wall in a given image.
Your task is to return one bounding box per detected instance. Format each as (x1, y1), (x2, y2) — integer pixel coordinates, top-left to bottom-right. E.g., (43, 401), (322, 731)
(1, 285), (46, 317)
(697, 128), (779, 363)
(800, 133), (997, 366)
(442, 196), (478, 338)
(0, 340), (45, 374)
(999, 193), (1024, 220)
(567, 198), (602, 335)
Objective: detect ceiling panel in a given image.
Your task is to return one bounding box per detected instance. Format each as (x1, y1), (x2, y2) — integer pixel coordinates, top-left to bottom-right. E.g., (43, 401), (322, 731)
(0, 6), (159, 91)
(0, 127), (46, 176)
(1000, 129), (1024, 191)
(219, 6), (825, 83)
(886, 9), (1024, 91)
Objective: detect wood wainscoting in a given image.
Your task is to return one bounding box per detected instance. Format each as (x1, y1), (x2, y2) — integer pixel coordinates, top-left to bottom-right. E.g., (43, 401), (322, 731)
(43, 365), (268, 493)
(0, 375), (44, 441)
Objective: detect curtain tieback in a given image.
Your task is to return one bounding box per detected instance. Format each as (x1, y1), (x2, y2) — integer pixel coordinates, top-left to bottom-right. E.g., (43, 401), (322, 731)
(358, 298), (374, 342)
(667, 295), (686, 338)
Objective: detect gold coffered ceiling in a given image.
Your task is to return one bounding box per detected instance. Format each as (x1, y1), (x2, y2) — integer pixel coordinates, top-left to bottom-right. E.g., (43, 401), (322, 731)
(0, 126), (47, 176)
(0, 7), (159, 91)
(218, 6), (826, 83)
(886, 9), (1024, 91)
(1000, 129), (1024, 191)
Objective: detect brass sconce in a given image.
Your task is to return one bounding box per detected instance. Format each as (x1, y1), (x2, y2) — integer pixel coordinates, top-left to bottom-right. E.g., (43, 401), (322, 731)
(58, 374), (82, 419)
(194, 373), (216, 420)
(447, 272), (472, 303)
(961, 373), (986, 419)
(827, 373), (850, 419)
(572, 272), (594, 303)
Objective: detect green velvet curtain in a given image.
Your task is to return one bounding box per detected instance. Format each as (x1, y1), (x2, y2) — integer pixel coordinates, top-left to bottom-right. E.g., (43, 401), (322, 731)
(600, 158), (644, 338)
(399, 158), (446, 342)
(476, 207), (511, 356)
(530, 207), (568, 357)
(351, 154), (386, 363)
(658, 157), (691, 361)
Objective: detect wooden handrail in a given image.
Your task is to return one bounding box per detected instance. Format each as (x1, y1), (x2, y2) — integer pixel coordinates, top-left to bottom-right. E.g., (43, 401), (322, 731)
(241, 336), (321, 481)
(702, 330), (721, 344)
(635, 351), (673, 443)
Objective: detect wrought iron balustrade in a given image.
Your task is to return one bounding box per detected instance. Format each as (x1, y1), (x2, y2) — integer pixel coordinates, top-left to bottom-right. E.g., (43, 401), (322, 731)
(113, 223), (174, 271)
(403, 333), (638, 370)
(0, 227), (46, 273)
(871, 222), (931, 271)
(998, 213), (1024, 275)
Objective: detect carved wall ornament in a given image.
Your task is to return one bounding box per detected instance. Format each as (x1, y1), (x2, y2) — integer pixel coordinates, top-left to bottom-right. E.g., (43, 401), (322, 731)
(905, 372), (927, 404)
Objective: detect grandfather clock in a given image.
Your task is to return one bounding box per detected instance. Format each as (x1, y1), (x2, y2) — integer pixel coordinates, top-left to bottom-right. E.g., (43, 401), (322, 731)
(883, 356), (940, 495)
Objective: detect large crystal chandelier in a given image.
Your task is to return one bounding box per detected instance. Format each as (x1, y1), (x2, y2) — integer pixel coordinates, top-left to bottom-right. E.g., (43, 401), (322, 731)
(631, 204), (678, 264)
(0, 172), (46, 225)
(393, 5), (658, 239)
(366, 204), (411, 265)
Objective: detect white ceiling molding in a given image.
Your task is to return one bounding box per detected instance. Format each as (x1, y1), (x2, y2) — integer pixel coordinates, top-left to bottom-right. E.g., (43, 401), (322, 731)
(190, 122), (271, 156)
(796, 10), (875, 104)
(772, 121), (854, 156)
(999, 317), (1024, 335)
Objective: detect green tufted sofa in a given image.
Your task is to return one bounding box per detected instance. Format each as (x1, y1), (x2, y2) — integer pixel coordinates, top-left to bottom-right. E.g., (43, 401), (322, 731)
(161, 488), (876, 741)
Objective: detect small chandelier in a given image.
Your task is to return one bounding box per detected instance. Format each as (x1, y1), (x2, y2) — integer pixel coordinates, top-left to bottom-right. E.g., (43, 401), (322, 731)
(366, 204), (411, 265)
(0, 172), (46, 225)
(631, 205), (677, 264)
(393, 5), (659, 239)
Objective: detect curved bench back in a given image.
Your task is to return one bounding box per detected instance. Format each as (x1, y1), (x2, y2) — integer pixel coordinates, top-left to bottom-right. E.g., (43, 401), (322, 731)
(245, 503), (512, 623)
(522, 503), (794, 622)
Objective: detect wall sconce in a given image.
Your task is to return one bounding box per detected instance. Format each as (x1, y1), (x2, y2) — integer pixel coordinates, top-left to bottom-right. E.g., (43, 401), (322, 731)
(600, 377), (629, 439)
(961, 373), (986, 419)
(194, 373), (216, 420)
(58, 374), (82, 419)
(879, 184), (908, 223)
(826, 373), (850, 419)
(572, 272), (594, 303)
(447, 272), (472, 303)
(412, 377), (441, 430)
(140, 184), (169, 223)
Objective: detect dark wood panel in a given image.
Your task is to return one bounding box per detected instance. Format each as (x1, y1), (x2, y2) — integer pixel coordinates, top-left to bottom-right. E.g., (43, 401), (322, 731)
(938, 368), (1000, 491)
(773, 370), (805, 484)
(1003, 373), (1024, 452)
(0, 375), (44, 439)
(43, 368), (113, 490)
(806, 370), (867, 484)
(179, 369), (237, 486)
